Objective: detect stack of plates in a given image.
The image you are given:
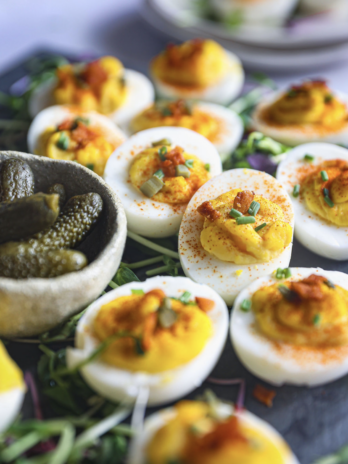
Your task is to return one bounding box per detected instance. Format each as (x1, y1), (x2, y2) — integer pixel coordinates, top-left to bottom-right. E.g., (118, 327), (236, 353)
(142, 0), (348, 72)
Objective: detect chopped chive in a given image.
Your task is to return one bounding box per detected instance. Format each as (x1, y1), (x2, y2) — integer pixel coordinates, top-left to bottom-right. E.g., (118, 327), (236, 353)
(287, 89), (297, 98)
(284, 268), (292, 279)
(158, 146), (168, 161)
(56, 132), (69, 150)
(152, 138), (171, 147)
(179, 291), (191, 304)
(153, 169), (164, 180)
(293, 184), (300, 198)
(229, 208), (243, 218)
(325, 94), (333, 103)
(204, 163), (210, 172)
(161, 107), (172, 116)
(86, 163), (94, 171)
(248, 201), (260, 217)
(255, 222), (267, 232)
(140, 176), (164, 198)
(324, 196), (334, 208)
(313, 314), (321, 326)
(321, 170), (329, 181)
(278, 284), (299, 302)
(275, 268), (285, 280)
(131, 289), (145, 295)
(324, 280), (335, 289)
(241, 299), (251, 312)
(185, 159), (194, 169)
(175, 164), (191, 178)
(236, 216), (256, 225)
(304, 154), (314, 162)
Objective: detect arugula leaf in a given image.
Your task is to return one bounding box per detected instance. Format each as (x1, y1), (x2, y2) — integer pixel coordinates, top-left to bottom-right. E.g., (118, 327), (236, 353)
(112, 265), (140, 286)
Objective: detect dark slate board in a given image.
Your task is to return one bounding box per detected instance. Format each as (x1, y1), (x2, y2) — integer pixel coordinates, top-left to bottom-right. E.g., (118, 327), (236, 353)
(2, 50), (348, 464)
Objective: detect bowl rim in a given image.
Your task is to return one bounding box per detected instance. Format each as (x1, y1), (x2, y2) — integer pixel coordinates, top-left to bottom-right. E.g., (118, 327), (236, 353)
(0, 150), (127, 291)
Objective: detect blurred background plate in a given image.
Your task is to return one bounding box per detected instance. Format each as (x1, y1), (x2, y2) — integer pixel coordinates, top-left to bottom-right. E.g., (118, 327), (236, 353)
(143, 0), (348, 71)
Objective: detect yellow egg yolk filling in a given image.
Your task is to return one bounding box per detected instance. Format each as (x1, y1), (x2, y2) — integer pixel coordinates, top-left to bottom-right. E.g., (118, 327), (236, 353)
(146, 400), (290, 464)
(151, 39), (230, 89)
(37, 118), (115, 176)
(130, 144), (210, 205)
(266, 80), (348, 129)
(0, 341), (24, 393)
(93, 290), (213, 374)
(54, 56), (127, 115)
(131, 100), (221, 142)
(252, 274), (348, 347)
(301, 159), (348, 226)
(198, 189), (292, 265)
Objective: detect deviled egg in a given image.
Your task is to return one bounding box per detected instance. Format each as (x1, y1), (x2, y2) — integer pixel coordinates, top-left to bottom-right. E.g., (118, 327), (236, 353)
(27, 105), (126, 176)
(104, 126), (222, 238)
(66, 276), (228, 406)
(29, 56), (154, 126)
(211, 0), (299, 27)
(129, 397), (299, 464)
(0, 341), (25, 433)
(252, 80), (348, 146)
(179, 169), (294, 305)
(150, 39), (244, 106)
(232, 267), (348, 386)
(129, 99), (243, 162)
(276, 142), (348, 260)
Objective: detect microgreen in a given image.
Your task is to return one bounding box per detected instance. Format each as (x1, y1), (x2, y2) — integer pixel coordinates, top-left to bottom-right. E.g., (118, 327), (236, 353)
(240, 299), (251, 312)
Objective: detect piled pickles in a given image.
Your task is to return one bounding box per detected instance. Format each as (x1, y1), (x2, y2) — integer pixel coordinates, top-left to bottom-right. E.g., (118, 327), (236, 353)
(0, 158), (103, 279)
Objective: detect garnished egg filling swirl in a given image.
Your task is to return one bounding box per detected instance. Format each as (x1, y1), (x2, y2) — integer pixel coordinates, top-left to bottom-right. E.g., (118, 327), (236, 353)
(197, 189), (293, 264)
(93, 289), (213, 374)
(300, 159), (348, 226)
(253, 274), (348, 347)
(54, 56), (127, 115)
(140, 400), (296, 464)
(37, 116), (116, 176)
(266, 80), (348, 129)
(130, 142), (210, 205)
(151, 40), (230, 90)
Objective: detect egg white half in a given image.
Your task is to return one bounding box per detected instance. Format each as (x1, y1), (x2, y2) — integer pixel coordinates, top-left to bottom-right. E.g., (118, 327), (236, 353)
(28, 69), (154, 126)
(179, 169), (294, 306)
(27, 105), (126, 156)
(66, 276), (228, 407)
(232, 267), (348, 387)
(276, 142), (348, 260)
(104, 126), (222, 238)
(151, 52), (244, 106)
(0, 387), (25, 433)
(128, 402), (299, 464)
(252, 90), (348, 147)
(211, 0), (298, 26)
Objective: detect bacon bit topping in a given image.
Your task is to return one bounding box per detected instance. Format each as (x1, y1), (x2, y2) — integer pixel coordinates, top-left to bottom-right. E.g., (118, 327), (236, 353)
(142, 312), (157, 351)
(166, 39), (204, 66)
(233, 190), (255, 214)
(80, 60), (108, 94)
(70, 122), (97, 147)
(195, 297), (215, 312)
(197, 201), (221, 221)
(253, 384), (276, 407)
(160, 146), (186, 177)
(57, 119), (74, 131)
(289, 274), (329, 301)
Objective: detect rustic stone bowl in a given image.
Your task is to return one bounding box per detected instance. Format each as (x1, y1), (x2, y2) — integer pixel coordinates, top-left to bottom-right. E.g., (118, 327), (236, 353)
(0, 151), (127, 338)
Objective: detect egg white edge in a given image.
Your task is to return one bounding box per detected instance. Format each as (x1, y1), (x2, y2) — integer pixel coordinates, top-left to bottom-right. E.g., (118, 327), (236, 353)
(151, 51), (245, 106)
(128, 401), (300, 464)
(276, 142), (348, 260)
(231, 267), (348, 387)
(27, 105), (127, 155)
(103, 126), (222, 238)
(252, 89), (348, 146)
(179, 168), (295, 306)
(66, 276), (229, 407)
(28, 69), (155, 125)
(0, 387), (25, 433)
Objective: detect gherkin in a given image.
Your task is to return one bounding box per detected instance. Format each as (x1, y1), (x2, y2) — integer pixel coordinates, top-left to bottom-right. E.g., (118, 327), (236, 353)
(47, 183), (66, 209)
(0, 193), (60, 244)
(0, 159), (34, 202)
(28, 192), (103, 251)
(0, 243), (87, 278)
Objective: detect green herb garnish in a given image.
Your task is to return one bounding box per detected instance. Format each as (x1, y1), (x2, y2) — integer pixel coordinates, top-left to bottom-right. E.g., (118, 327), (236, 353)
(86, 163), (94, 171)
(185, 159), (194, 169)
(255, 223), (267, 232)
(140, 176), (164, 198)
(321, 170), (329, 181)
(57, 132), (69, 150)
(240, 299), (251, 312)
(175, 164), (191, 178)
(131, 289), (145, 295)
(275, 268), (292, 280)
(287, 89), (297, 98)
(179, 291), (192, 304)
(325, 94), (333, 103)
(236, 216), (256, 225)
(154, 169), (164, 180)
(152, 138), (171, 147)
(204, 163), (210, 172)
(304, 154), (314, 162)
(324, 196), (335, 208)
(313, 314), (321, 326)
(278, 284), (299, 302)
(248, 201), (260, 217)
(293, 184), (300, 198)
(324, 280), (335, 289)
(158, 146), (168, 161)
(229, 208), (243, 218)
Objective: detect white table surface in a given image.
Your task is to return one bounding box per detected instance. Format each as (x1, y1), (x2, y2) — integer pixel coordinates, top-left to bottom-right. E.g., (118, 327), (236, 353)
(0, 0), (348, 92)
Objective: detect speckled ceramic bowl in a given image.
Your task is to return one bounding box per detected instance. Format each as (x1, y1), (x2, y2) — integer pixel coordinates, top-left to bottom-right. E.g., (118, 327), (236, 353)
(0, 151), (127, 338)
